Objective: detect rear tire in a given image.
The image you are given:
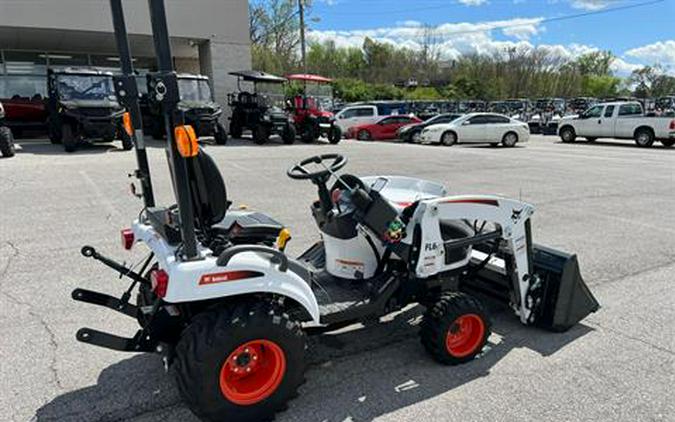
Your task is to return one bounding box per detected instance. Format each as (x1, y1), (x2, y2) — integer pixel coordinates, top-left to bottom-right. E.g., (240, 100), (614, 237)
(634, 128), (654, 147)
(215, 123), (228, 145)
(0, 127), (16, 158)
(420, 292), (491, 365)
(48, 121), (62, 144)
(441, 131), (456, 146)
(229, 120), (243, 139)
(173, 302), (306, 422)
(62, 123), (77, 153)
(328, 126), (341, 144)
(502, 131), (518, 147)
(559, 126), (576, 143)
(282, 124), (296, 145)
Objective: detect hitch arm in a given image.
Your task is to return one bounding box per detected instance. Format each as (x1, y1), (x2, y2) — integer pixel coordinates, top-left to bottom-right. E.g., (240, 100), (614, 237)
(81, 246), (151, 286)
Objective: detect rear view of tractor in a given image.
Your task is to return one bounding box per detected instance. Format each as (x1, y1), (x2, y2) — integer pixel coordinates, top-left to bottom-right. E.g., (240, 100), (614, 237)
(228, 70), (296, 144)
(286, 74), (341, 144)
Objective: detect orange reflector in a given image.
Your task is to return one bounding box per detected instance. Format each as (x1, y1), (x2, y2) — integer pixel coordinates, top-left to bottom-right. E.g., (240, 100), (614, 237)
(122, 112), (133, 137)
(174, 125), (199, 157)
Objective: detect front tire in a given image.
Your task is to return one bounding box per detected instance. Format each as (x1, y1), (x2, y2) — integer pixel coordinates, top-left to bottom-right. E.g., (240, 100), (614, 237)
(502, 131), (518, 147)
(253, 126), (270, 145)
(0, 127), (16, 158)
(661, 139), (675, 147)
(357, 129), (372, 141)
(62, 123), (77, 153)
(282, 124), (296, 145)
(215, 123), (228, 145)
(559, 126), (576, 143)
(420, 292), (491, 365)
(173, 302), (306, 422)
(441, 131), (457, 146)
(120, 130), (134, 150)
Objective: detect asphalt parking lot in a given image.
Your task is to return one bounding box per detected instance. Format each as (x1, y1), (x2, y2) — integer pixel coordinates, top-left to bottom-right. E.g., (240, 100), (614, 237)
(1, 134), (674, 422)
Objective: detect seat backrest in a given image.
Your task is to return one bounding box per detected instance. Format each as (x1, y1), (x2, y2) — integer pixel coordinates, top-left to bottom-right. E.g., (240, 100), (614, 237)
(187, 149), (230, 230)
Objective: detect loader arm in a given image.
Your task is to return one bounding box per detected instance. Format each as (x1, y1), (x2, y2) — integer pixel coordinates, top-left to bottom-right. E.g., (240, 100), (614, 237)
(410, 195), (537, 324)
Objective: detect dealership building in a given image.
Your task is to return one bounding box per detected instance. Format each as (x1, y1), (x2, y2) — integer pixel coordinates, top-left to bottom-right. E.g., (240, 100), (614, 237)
(0, 0), (251, 113)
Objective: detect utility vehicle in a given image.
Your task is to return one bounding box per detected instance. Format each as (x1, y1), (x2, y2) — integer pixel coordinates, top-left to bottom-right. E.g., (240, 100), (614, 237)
(227, 70), (296, 144)
(46, 68), (132, 152)
(558, 101), (675, 147)
(73, 2), (600, 422)
(528, 98), (566, 135)
(0, 102), (16, 157)
(286, 73), (342, 144)
(145, 73), (228, 145)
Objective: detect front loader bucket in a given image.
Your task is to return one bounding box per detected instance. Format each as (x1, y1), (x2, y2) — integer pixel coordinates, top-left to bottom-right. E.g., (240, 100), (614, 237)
(532, 245), (600, 332)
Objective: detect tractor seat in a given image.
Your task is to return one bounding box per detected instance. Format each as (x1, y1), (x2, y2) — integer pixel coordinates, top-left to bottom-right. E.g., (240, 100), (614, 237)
(187, 149), (283, 245)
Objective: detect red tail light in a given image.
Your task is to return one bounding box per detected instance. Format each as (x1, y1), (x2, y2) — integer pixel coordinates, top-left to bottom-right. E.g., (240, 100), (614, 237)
(121, 228), (134, 250)
(150, 269), (169, 298)
(670, 120), (675, 130)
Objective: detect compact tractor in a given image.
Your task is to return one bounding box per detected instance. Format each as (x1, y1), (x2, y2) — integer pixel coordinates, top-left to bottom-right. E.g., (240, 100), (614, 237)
(72, 2), (600, 422)
(227, 70), (296, 144)
(286, 73), (342, 144)
(0, 101), (16, 157)
(46, 68), (132, 153)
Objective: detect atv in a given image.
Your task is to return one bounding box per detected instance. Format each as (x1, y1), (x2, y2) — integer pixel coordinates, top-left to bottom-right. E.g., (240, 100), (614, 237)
(145, 73), (228, 145)
(227, 70), (296, 144)
(73, 3), (600, 422)
(0, 101), (16, 157)
(46, 68), (132, 153)
(286, 73), (342, 144)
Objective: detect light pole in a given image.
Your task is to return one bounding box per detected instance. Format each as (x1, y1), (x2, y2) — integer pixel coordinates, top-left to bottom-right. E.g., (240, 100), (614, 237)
(298, 0), (306, 73)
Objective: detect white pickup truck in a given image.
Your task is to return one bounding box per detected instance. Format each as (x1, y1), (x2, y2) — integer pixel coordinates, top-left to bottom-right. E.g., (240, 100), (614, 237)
(558, 101), (675, 147)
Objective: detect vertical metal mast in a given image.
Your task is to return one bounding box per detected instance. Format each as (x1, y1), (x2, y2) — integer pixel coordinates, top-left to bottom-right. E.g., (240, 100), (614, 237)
(147, 0), (199, 259)
(109, 0), (155, 208)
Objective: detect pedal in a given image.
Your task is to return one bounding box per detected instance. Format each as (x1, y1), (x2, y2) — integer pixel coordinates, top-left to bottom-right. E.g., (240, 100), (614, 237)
(76, 328), (152, 352)
(72, 288), (138, 319)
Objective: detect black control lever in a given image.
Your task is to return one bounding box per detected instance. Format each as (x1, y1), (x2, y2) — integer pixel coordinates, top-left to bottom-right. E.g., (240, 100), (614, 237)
(81, 246), (150, 286)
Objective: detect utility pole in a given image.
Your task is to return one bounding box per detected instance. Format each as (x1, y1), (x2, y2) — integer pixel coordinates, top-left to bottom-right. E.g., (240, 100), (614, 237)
(298, 0), (306, 73)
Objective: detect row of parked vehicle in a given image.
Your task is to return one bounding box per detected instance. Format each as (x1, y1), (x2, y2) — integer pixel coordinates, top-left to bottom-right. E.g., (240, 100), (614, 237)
(0, 68), (344, 152)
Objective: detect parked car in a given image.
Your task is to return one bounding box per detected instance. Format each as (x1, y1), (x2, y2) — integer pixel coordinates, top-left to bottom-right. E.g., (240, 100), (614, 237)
(46, 68), (132, 153)
(558, 101), (675, 147)
(0, 102), (16, 157)
(0, 94), (48, 138)
(420, 113), (530, 147)
(398, 113), (463, 143)
(348, 115), (422, 141)
(334, 101), (410, 134)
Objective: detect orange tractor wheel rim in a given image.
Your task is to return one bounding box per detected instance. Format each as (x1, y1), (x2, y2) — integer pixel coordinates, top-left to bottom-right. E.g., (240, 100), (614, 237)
(219, 339), (286, 406)
(445, 314), (485, 357)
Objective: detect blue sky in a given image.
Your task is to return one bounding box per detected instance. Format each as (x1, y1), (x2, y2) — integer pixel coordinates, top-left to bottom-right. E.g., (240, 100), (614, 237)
(308, 0), (675, 75)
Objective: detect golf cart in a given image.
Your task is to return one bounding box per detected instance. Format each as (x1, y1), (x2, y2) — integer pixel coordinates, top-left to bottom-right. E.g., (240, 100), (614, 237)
(529, 98), (566, 135)
(505, 98), (532, 121)
(46, 68), (132, 152)
(145, 73), (228, 145)
(286, 73), (342, 144)
(73, 2), (600, 422)
(228, 70), (296, 144)
(0, 102), (16, 157)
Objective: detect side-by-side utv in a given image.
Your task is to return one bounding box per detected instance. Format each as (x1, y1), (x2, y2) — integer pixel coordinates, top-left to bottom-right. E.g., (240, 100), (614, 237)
(144, 73), (228, 145)
(228, 70), (296, 144)
(47, 68), (132, 153)
(0, 101), (16, 157)
(72, 2), (600, 422)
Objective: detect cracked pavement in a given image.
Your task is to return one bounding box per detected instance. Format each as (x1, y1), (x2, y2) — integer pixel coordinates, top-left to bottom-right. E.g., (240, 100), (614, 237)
(1, 136), (673, 422)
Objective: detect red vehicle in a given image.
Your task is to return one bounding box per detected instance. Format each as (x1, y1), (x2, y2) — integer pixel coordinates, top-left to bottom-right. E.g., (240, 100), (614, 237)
(348, 115), (422, 141)
(285, 74), (341, 144)
(0, 96), (48, 138)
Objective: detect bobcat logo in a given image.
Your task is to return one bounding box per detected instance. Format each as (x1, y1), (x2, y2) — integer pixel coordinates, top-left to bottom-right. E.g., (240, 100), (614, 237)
(511, 208), (523, 223)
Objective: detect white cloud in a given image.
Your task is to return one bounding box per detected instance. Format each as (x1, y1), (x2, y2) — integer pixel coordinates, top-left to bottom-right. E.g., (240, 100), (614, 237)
(458, 0), (489, 5)
(624, 40), (675, 69)
(569, 0), (612, 10)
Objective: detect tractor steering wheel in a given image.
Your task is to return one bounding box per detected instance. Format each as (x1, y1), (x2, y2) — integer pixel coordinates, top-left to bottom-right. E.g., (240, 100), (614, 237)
(287, 153), (347, 181)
